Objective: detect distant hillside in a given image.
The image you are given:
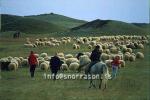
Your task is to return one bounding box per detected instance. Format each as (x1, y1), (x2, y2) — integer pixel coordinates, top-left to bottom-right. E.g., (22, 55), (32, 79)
(1, 14), (66, 34)
(132, 23), (150, 33)
(26, 13), (87, 29)
(71, 19), (149, 35)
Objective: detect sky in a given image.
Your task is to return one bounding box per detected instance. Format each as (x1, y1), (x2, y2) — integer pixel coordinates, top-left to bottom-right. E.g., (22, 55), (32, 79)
(0, 0), (149, 23)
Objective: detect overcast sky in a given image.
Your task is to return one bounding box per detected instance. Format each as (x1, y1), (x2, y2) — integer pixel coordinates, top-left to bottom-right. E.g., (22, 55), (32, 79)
(1, 0), (149, 23)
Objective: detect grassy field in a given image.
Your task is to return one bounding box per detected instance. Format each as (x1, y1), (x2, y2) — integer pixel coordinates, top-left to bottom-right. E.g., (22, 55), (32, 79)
(0, 34), (150, 100)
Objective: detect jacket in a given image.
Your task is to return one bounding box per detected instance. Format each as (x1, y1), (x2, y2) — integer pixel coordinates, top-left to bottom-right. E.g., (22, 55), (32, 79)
(28, 54), (38, 66)
(90, 49), (101, 62)
(50, 56), (62, 70)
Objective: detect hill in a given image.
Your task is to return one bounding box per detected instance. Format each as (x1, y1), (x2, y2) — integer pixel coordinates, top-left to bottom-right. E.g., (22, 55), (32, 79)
(132, 23), (150, 33)
(1, 14), (67, 34)
(71, 19), (149, 35)
(26, 13), (87, 29)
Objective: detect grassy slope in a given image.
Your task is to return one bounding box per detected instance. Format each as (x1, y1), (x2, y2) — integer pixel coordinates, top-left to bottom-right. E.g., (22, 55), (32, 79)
(71, 19), (149, 35)
(0, 34), (150, 100)
(1, 14), (67, 34)
(26, 13), (87, 29)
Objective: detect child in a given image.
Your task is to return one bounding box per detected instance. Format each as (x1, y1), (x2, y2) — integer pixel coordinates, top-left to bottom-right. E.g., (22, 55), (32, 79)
(111, 56), (121, 79)
(28, 51), (38, 78)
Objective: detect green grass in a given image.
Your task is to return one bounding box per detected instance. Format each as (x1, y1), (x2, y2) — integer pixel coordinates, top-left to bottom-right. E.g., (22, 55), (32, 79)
(0, 34), (150, 100)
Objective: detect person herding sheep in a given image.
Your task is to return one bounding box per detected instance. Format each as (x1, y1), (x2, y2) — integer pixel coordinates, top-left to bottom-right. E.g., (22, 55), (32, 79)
(111, 56), (121, 79)
(28, 51), (38, 79)
(50, 53), (62, 80)
(87, 45), (102, 73)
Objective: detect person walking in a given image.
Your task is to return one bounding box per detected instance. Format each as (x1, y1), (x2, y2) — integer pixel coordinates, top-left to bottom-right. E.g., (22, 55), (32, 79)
(50, 53), (62, 80)
(111, 56), (121, 79)
(28, 51), (38, 78)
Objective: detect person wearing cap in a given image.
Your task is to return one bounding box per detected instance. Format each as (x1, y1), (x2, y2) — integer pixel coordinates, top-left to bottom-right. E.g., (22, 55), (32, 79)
(111, 56), (121, 79)
(28, 51), (38, 78)
(87, 45), (102, 73)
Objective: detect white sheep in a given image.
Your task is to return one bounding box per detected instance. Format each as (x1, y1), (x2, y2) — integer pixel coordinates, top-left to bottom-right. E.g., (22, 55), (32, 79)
(65, 54), (74, 59)
(61, 63), (69, 71)
(69, 62), (79, 71)
(66, 58), (79, 66)
(40, 53), (48, 58)
(40, 61), (49, 70)
(136, 52), (144, 59)
(24, 44), (33, 47)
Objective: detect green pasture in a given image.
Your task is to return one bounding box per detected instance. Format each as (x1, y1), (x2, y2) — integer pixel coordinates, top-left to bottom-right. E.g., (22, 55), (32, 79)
(0, 33), (150, 100)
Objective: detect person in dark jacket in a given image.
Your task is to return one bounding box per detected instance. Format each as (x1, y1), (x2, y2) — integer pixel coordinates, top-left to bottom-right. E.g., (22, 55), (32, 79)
(28, 51), (38, 78)
(50, 53), (62, 80)
(87, 45), (102, 73)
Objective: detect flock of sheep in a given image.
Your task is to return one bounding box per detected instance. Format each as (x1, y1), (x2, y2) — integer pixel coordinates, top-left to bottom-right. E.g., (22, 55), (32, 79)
(0, 35), (149, 72)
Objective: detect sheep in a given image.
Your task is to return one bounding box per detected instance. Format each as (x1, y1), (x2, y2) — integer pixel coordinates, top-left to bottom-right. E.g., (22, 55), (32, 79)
(66, 58), (79, 66)
(119, 60), (125, 67)
(40, 61), (49, 70)
(105, 60), (113, 68)
(8, 62), (18, 70)
(62, 40), (67, 44)
(21, 59), (28, 67)
(88, 45), (93, 49)
(136, 52), (144, 59)
(57, 52), (64, 57)
(79, 55), (91, 66)
(126, 48), (132, 53)
(110, 46), (118, 54)
(103, 49), (110, 54)
(24, 44), (33, 47)
(137, 44), (144, 49)
(124, 53), (130, 61)
(14, 57), (21, 67)
(38, 57), (45, 65)
(101, 53), (109, 61)
(65, 54), (74, 59)
(40, 53), (48, 58)
(8, 59), (19, 70)
(69, 62), (79, 71)
(61, 63), (69, 71)
(44, 56), (50, 61)
(73, 44), (80, 49)
(129, 55), (136, 62)
(34, 54), (39, 58)
(84, 52), (91, 57)
(19, 57), (24, 61)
